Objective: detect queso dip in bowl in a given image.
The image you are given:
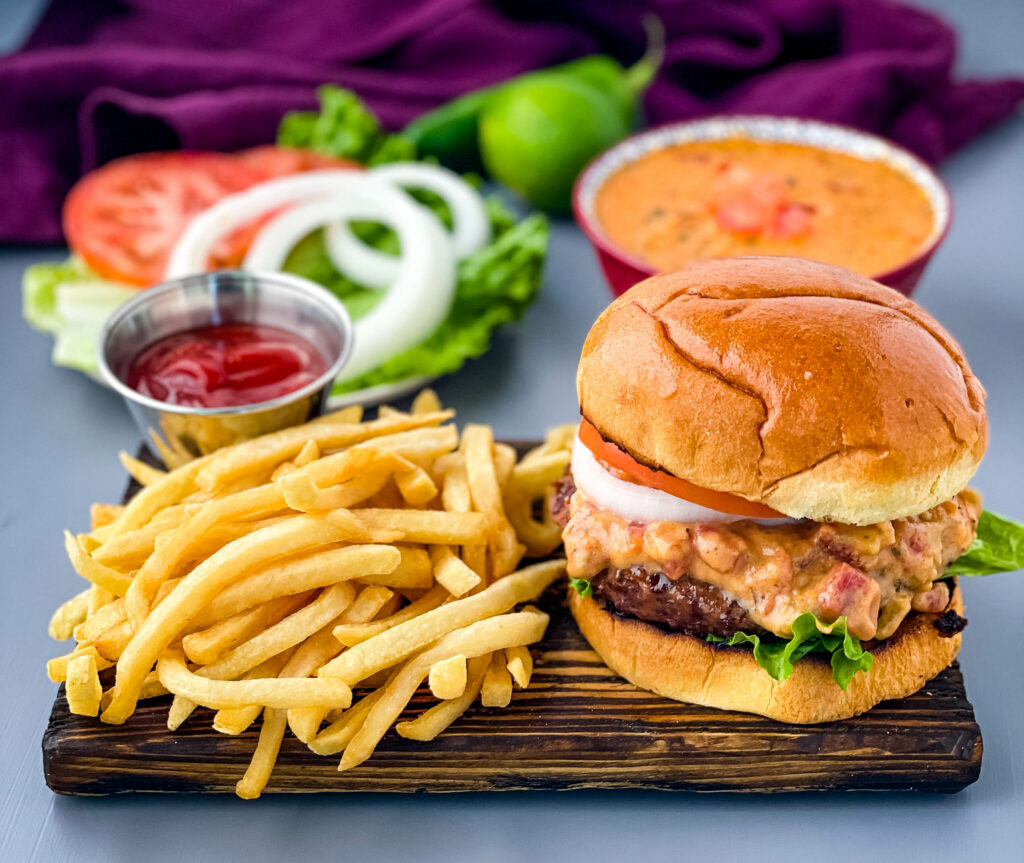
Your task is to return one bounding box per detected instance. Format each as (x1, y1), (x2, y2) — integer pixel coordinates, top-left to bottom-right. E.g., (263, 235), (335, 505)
(573, 116), (950, 297)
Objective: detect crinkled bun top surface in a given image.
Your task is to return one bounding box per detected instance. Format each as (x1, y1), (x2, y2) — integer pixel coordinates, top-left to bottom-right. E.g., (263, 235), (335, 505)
(576, 257), (987, 524)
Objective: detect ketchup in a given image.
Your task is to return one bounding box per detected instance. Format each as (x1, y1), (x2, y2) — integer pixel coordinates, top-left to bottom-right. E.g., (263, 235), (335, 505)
(128, 324), (329, 408)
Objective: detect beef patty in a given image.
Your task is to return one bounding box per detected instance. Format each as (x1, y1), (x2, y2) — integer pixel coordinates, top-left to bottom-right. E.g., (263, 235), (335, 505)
(551, 470), (762, 638)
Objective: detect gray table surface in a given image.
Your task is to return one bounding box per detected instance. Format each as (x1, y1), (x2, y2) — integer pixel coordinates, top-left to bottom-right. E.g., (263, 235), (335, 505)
(2, 1), (1022, 860)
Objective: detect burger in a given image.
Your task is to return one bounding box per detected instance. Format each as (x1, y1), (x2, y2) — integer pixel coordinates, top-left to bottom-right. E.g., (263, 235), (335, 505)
(555, 256), (1021, 724)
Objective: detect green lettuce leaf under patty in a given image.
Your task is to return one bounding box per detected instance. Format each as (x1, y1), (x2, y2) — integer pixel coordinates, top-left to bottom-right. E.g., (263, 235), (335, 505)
(569, 577), (594, 599)
(569, 574), (873, 691)
(720, 613), (873, 690)
(944, 510), (1024, 577)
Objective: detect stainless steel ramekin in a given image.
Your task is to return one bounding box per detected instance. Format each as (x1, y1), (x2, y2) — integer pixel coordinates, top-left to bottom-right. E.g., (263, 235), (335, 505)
(98, 270), (353, 465)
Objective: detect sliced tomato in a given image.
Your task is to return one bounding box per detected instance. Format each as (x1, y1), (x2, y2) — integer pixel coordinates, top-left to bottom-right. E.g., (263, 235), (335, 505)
(237, 146), (362, 179)
(63, 148), (363, 286)
(63, 152), (264, 286)
(578, 418), (783, 519)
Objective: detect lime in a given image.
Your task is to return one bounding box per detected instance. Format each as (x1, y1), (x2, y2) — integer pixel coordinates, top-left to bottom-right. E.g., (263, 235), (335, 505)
(479, 75), (630, 211)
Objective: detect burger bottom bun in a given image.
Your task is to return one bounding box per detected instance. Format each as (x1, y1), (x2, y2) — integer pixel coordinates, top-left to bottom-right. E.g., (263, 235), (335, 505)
(568, 586), (964, 724)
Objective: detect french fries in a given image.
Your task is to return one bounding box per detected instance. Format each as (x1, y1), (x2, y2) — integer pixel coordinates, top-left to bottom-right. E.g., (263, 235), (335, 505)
(65, 652), (103, 716)
(45, 394), (574, 798)
(428, 653), (468, 700)
(481, 652), (514, 708)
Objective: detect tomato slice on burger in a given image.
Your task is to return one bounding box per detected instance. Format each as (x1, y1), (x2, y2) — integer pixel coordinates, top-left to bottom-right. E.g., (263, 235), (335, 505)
(578, 418), (784, 519)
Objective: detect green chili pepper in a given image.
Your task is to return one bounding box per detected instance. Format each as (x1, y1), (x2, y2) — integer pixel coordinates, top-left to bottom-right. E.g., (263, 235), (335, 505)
(403, 86), (499, 173)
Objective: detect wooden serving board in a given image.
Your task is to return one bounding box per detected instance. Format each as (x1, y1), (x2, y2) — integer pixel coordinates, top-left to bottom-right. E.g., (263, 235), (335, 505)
(42, 444), (983, 795)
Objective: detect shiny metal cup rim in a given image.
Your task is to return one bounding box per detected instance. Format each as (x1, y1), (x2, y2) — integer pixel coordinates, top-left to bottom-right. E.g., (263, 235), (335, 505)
(96, 270), (354, 418)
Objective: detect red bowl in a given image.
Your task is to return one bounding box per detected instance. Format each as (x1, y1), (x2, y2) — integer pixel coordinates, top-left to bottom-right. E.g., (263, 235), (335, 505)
(572, 116), (952, 298)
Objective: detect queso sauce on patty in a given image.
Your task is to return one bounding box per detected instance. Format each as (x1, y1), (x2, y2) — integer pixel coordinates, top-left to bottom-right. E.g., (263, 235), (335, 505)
(555, 475), (979, 643)
(594, 139), (935, 277)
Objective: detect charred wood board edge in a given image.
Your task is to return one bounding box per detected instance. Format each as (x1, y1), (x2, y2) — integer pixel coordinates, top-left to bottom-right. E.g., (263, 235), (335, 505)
(41, 442), (983, 795)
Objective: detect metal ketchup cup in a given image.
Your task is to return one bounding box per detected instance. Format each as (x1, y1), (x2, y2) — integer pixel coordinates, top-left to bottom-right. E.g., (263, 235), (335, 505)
(97, 270), (353, 463)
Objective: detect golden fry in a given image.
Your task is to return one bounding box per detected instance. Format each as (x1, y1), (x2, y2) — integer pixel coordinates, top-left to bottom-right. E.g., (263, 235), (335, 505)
(48, 588), (91, 641)
(331, 586), (446, 647)
(47, 645), (112, 683)
(196, 411), (452, 491)
(236, 708), (287, 799)
(339, 609), (549, 771)
(428, 653), (467, 700)
(195, 583), (355, 683)
(210, 649), (296, 735)
(411, 389), (442, 415)
(430, 544), (481, 597)
(337, 509), (486, 545)
(505, 645), (534, 689)
(188, 545), (400, 632)
(396, 654), (490, 741)
(90, 503), (125, 530)
(287, 586), (394, 743)
(492, 443), (516, 490)
(119, 452), (167, 487)
(104, 516), (352, 724)
(481, 651), (513, 708)
(359, 546), (432, 590)
(64, 532), (132, 596)
(319, 559), (565, 686)
(307, 689), (385, 756)
(183, 592), (314, 666)
(157, 649), (352, 711)
(461, 424), (524, 577)
(65, 653), (103, 717)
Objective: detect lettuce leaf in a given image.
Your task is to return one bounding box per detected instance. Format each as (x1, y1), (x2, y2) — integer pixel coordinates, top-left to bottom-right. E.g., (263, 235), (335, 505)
(710, 613), (872, 690)
(278, 85), (416, 165)
(329, 210), (548, 394)
(569, 577), (593, 598)
(23, 257), (93, 333)
(944, 510), (1024, 576)
(23, 259), (136, 372)
(278, 86), (549, 394)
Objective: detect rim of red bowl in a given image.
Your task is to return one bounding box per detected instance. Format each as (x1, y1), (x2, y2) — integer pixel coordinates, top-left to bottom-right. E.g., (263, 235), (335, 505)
(571, 115), (953, 291)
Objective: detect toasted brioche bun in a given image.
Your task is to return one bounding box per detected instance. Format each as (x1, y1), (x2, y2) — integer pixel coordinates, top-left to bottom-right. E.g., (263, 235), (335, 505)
(569, 585), (964, 724)
(577, 257), (987, 524)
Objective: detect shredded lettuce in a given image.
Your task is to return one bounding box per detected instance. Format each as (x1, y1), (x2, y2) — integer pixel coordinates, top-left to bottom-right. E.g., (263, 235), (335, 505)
(944, 510), (1024, 576)
(278, 86), (549, 395)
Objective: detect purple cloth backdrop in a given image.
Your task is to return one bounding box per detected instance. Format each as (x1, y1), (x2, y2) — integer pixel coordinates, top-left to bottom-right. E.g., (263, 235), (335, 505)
(1, 0), (1022, 242)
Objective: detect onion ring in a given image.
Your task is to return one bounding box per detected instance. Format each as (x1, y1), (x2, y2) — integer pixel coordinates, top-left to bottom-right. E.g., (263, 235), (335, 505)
(167, 170), (457, 385)
(165, 170), (369, 279)
(243, 192), (455, 384)
(570, 434), (793, 526)
(324, 162), (490, 289)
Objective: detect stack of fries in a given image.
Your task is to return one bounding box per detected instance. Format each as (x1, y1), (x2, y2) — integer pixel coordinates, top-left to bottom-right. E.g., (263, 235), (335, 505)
(46, 391), (575, 798)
